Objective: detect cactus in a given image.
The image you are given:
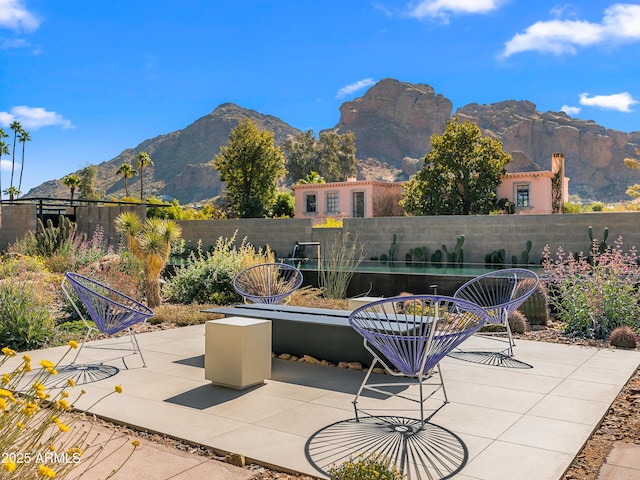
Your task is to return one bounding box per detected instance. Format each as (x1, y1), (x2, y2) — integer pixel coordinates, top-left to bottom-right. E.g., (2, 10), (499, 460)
(521, 240), (532, 265)
(609, 326), (638, 349)
(442, 235), (465, 267)
(485, 248), (505, 266)
(586, 225), (610, 264)
(379, 234), (397, 266)
(518, 280), (549, 327)
(430, 249), (443, 266)
(31, 215), (81, 257)
(405, 246), (428, 266)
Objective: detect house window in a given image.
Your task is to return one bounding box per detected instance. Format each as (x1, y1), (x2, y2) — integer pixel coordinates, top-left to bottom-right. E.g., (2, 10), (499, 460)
(326, 192), (339, 213)
(516, 184), (530, 207)
(305, 193), (317, 213)
(352, 191), (365, 217)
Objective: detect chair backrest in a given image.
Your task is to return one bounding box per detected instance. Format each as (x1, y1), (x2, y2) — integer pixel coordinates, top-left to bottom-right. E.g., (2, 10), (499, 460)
(348, 295), (490, 376)
(233, 262), (303, 304)
(453, 268), (539, 323)
(64, 272), (154, 335)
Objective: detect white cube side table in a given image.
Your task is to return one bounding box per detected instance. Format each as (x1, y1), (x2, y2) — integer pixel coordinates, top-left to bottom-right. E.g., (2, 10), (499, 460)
(348, 296), (384, 311)
(205, 316), (272, 389)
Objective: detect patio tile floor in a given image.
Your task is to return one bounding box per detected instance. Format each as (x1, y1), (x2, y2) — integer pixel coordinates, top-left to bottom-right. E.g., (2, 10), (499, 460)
(10, 325), (640, 480)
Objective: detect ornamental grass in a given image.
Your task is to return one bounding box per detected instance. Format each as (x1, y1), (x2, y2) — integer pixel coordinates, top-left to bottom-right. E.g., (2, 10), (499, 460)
(0, 343), (137, 479)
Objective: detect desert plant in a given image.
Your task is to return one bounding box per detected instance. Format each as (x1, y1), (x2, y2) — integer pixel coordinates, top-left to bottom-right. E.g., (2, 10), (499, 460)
(162, 234), (273, 305)
(508, 310), (527, 335)
(518, 280), (549, 327)
(115, 211), (182, 307)
(328, 453), (404, 480)
(319, 232), (365, 300)
(609, 325), (638, 349)
(0, 279), (56, 350)
(542, 237), (640, 339)
(441, 234), (464, 267)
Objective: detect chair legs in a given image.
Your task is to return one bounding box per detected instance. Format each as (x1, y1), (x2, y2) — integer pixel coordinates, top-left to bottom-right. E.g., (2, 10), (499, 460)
(353, 358), (448, 429)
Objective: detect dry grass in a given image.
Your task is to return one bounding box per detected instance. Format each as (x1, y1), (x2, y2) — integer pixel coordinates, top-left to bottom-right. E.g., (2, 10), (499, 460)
(149, 303), (221, 326)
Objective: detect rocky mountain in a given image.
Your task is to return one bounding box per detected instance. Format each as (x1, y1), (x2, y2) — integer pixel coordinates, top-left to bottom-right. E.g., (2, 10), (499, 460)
(27, 78), (640, 203)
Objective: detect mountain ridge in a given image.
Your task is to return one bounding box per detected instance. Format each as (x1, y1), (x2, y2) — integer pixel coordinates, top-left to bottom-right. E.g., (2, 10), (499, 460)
(26, 79), (640, 204)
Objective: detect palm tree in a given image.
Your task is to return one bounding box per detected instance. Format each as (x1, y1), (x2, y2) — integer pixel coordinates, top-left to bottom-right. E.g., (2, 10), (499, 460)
(9, 120), (21, 189)
(62, 173), (81, 205)
(0, 128), (9, 202)
(116, 162), (138, 198)
(115, 211), (182, 307)
(134, 151), (153, 201)
(17, 129), (31, 194)
(3, 185), (20, 202)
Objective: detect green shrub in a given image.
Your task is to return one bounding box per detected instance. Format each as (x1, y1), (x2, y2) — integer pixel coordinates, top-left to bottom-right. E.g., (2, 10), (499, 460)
(0, 280), (56, 350)
(328, 453), (404, 480)
(542, 237), (640, 339)
(162, 234), (273, 305)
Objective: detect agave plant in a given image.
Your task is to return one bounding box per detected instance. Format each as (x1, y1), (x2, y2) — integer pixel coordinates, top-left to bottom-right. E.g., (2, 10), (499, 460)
(115, 211), (182, 307)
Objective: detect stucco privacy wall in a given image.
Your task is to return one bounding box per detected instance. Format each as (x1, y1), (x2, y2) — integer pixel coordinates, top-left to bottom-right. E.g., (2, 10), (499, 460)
(2, 206), (640, 266)
(0, 204), (37, 250)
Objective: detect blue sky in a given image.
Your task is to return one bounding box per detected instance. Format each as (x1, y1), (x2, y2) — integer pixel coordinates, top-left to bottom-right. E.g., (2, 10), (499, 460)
(1, 0), (640, 197)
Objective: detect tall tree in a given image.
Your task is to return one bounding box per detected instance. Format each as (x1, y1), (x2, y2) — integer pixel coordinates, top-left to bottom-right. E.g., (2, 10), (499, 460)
(17, 129), (31, 194)
(283, 130), (357, 183)
(3, 185), (20, 202)
(135, 151), (153, 201)
(78, 164), (101, 200)
(213, 118), (285, 218)
(116, 162), (138, 198)
(401, 119), (511, 215)
(318, 131), (357, 182)
(9, 120), (21, 189)
(62, 173), (81, 205)
(0, 128), (8, 201)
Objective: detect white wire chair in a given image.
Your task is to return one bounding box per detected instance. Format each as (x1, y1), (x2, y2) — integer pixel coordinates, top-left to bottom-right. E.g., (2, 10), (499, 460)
(453, 268), (539, 356)
(233, 262), (303, 304)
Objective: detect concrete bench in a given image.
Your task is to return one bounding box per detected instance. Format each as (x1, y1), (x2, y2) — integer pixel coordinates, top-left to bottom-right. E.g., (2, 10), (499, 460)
(202, 304), (372, 365)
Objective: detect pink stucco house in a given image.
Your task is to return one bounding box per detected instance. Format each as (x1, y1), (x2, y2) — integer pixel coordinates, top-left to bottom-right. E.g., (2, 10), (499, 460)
(293, 153), (569, 223)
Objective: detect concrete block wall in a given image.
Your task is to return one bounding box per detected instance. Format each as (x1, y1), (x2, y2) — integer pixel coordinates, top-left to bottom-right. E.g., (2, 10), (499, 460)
(0, 204), (37, 250)
(74, 205), (147, 246)
(343, 213), (640, 266)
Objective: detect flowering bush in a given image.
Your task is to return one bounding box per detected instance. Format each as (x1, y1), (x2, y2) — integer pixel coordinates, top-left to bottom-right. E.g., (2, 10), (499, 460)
(0, 343), (137, 479)
(542, 237), (640, 339)
(162, 233), (274, 305)
(328, 453), (405, 480)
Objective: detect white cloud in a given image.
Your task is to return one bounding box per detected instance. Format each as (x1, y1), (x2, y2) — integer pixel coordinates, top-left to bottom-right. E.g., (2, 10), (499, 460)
(408, 0), (503, 22)
(579, 92), (638, 112)
(0, 106), (74, 130)
(336, 79), (376, 99)
(0, 159), (12, 172)
(0, 0), (40, 32)
(561, 105), (581, 115)
(502, 3), (640, 57)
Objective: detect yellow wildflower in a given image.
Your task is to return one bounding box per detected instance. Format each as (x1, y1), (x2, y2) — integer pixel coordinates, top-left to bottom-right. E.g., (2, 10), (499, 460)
(23, 354), (31, 362)
(56, 399), (70, 410)
(0, 389), (15, 402)
(49, 369), (58, 375)
(38, 464), (56, 478)
(49, 445), (57, 451)
(16, 421), (25, 428)
(56, 421), (70, 432)
(67, 378), (76, 388)
(22, 402), (39, 416)
(40, 359), (55, 369)
(2, 347), (16, 357)
(114, 385), (123, 394)
(0, 398), (7, 411)
(2, 458), (17, 473)
(131, 440), (140, 447)
(68, 340), (78, 349)
(1, 373), (10, 384)
(61, 391), (69, 398)
(67, 447), (82, 456)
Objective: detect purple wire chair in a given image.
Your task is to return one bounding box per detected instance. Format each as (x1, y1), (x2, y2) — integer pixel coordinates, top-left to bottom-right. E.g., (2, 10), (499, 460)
(61, 272), (154, 367)
(453, 268), (539, 357)
(233, 262), (303, 304)
(349, 295), (491, 428)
